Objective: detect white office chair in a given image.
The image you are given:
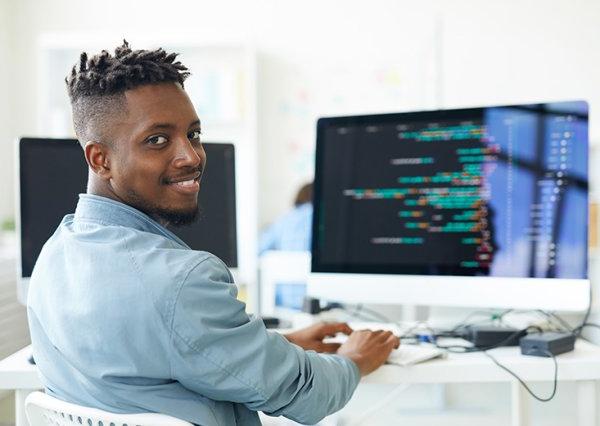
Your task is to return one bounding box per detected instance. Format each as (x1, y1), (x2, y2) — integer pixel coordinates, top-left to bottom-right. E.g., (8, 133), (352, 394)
(25, 391), (193, 426)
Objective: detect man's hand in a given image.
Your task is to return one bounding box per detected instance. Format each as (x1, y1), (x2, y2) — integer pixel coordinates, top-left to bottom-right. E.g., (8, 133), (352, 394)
(284, 322), (353, 353)
(337, 330), (400, 377)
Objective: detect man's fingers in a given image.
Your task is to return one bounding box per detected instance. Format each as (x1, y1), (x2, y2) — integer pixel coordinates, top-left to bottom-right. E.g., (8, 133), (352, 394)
(319, 322), (354, 337)
(372, 330), (392, 341)
(339, 323), (354, 335)
(384, 333), (400, 349)
(320, 342), (342, 353)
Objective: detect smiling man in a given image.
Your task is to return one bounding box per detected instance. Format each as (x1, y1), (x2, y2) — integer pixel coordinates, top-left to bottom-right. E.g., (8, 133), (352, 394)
(26, 41), (398, 426)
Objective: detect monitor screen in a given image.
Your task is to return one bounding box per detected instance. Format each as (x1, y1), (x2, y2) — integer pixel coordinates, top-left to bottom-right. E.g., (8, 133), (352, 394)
(19, 138), (238, 281)
(171, 143), (237, 267)
(312, 101), (588, 281)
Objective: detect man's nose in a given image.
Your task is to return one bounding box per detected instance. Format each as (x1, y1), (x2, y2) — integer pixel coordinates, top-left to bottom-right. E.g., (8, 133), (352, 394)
(173, 137), (202, 168)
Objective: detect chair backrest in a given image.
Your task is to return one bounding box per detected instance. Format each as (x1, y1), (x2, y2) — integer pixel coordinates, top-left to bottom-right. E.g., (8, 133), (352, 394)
(25, 391), (193, 426)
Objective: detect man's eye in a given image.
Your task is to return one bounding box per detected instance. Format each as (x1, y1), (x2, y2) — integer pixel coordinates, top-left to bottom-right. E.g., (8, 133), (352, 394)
(147, 135), (168, 145)
(188, 130), (202, 141)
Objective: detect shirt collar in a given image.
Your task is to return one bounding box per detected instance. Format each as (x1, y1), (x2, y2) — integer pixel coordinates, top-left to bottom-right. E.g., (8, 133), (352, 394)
(74, 194), (190, 249)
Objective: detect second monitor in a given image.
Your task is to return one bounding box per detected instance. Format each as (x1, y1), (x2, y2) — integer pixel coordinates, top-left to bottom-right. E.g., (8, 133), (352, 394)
(17, 138), (237, 304)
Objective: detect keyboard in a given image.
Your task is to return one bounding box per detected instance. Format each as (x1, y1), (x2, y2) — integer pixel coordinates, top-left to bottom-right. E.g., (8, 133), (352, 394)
(386, 345), (445, 366)
(325, 322), (446, 366)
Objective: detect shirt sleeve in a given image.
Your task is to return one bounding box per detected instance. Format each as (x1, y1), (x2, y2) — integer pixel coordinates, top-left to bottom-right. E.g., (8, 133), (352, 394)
(168, 255), (360, 424)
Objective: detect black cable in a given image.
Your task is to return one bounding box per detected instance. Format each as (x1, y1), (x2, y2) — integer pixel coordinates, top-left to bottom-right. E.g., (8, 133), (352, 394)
(338, 303), (440, 340)
(573, 281), (593, 337)
(346, 307), (378, 323)
(483, 349), (558, 402)
(548, 312), (575, 332)
(436, 326), (542, 353)
(577, 322), (600, 331)
(497, 309), (515, 320)
(340, 303), (401, 327)
(445, 310), (512, 335)
(436, 319), (559, 402)
(336, 301), (566, 403)
(350, 312), (380, 322)
(448, 310), (505, 333)
(346, 303), (394, 323)
(536, 310), (574, 333)
(543, 281), (594, 337)
(449, 318), (506, 337)
(344, 303), (364, 320)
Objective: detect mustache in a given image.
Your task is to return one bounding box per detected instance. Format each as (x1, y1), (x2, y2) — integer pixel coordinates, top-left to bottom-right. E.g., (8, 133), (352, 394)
(162, 166), (204, 184)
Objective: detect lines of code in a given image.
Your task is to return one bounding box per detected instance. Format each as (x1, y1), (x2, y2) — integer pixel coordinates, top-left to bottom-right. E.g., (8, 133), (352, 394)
(315, 103), (588, 278)
(340, 121), (497, 272)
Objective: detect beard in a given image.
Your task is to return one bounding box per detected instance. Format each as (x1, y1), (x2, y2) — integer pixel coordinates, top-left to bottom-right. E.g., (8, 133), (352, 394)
(152, 205), (200, 227)
(125, 188), (200, 228)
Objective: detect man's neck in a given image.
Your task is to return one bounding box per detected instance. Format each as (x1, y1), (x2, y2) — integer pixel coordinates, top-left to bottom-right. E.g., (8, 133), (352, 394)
(86, 178), (170, 228)
(87, 179), (125, 205)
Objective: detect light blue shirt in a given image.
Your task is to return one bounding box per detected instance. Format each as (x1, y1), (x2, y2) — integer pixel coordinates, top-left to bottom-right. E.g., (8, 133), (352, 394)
(259, 203), (313, 255)
(27, 194), (359, 425)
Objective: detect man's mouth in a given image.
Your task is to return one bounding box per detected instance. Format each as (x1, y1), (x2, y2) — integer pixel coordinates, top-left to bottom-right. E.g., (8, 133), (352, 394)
(165, 171), (202, 194)
(166, 171), (202, 184)
(173, 179), (197, 187)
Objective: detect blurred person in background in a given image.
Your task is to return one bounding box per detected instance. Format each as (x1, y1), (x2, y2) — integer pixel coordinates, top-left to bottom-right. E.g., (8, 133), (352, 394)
(259, 182), (313, 254)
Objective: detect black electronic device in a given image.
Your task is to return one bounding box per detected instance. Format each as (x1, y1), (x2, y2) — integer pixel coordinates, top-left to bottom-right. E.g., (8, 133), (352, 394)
(519, 332), (576, 357)
(308, 101), (590, 312)
(17, 138), (238, 304)
(260, 316), (291, 329)
(261, 316), (281, 328)
(302, 297), (323, 314)
(463, 325), (523, 348)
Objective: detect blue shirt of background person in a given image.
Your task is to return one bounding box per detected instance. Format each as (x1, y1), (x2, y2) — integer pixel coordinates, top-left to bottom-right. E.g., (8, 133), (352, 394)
(259, 183), (313, 254)
(27, 41), (399, 425)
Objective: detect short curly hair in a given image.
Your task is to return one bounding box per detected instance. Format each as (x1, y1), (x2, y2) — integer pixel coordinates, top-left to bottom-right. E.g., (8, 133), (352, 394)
(66, 40), (190, 147)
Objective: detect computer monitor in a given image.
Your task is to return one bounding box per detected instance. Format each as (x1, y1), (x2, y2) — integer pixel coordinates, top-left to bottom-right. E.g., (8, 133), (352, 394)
(307, 101), (589, 311)
(16, 137), (237, 304)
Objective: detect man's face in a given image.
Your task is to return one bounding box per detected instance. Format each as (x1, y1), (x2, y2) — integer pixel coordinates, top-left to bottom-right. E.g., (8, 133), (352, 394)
(104, 82), (206, 226)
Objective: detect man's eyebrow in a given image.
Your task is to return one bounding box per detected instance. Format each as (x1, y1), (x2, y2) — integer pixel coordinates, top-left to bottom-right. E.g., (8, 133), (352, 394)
(145, 119), (201, 131)
(146, 123), (175, 131)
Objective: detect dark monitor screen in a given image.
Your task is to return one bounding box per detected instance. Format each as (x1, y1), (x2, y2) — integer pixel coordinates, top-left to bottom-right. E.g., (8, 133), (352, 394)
(312, 101), (588, 279)
(19, 138), (237, 277)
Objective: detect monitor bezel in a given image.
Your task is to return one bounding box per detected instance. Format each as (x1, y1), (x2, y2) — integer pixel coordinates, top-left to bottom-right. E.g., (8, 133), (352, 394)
(15, 138), (25, 304)
(307, 272), (590, 311)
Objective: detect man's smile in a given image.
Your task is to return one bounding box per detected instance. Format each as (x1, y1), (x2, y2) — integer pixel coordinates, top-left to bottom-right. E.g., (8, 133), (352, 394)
(165, 170), (202, 184)
(165, 171), (201, 195)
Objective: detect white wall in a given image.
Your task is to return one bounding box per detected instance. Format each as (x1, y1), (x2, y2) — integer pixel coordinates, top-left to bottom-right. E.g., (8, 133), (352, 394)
(0, 0), (14, 222)
(2, 0), (600, 229)
(440, 1), (600, 116)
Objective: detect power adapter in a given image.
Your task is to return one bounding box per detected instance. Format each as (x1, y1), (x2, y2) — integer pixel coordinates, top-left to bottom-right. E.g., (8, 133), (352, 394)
(519, 332), (576, 357)
(462, 325), (524, 348)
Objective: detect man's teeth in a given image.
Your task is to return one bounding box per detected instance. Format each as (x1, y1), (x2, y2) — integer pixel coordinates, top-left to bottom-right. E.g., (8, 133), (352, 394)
(174, 179), (195, 186)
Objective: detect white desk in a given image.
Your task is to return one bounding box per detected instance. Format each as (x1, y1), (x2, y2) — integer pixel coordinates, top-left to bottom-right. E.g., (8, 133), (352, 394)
(0, 346), (38, 426)
(2, 342), (600, 426)
(365, 340), (600, 426)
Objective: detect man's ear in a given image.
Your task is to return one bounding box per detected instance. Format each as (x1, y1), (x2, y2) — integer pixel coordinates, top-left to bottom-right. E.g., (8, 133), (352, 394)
(84, 141), (112, 179)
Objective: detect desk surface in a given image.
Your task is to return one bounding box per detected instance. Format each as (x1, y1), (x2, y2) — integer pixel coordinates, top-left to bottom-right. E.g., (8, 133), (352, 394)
(0, 346), (37, 389)
(365, 339), (600, 384)
(3, 341), (600, 390)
